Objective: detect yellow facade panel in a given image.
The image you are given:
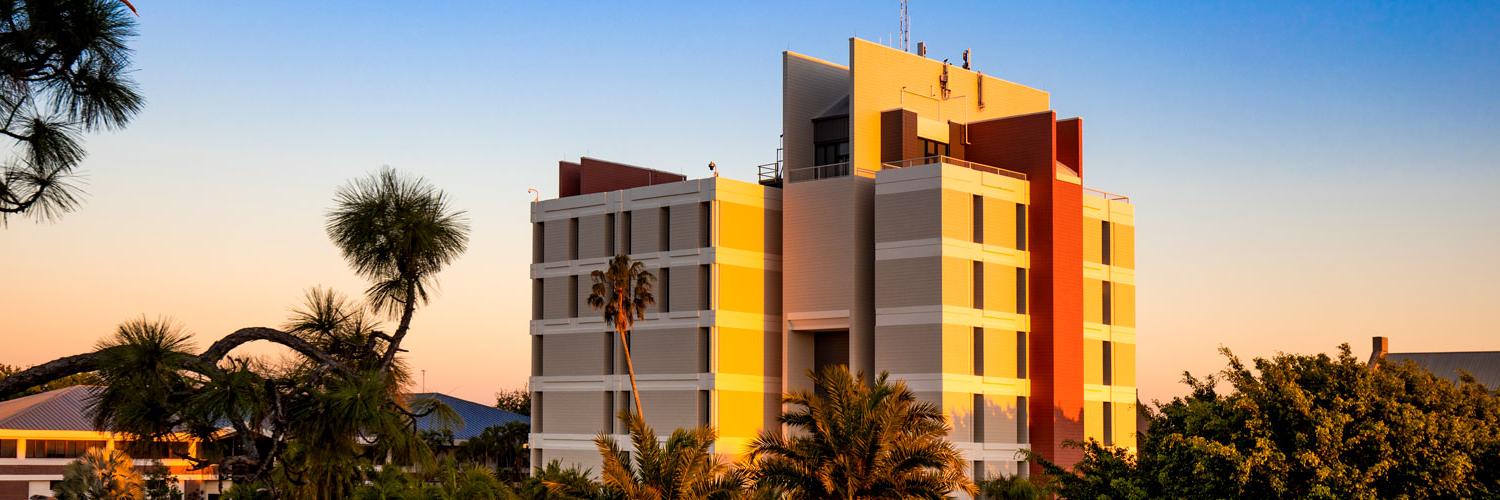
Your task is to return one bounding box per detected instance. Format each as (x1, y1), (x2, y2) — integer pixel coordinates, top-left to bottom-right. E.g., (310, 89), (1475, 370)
(1083, 400), (1104, 443)
(849, 38), (1050, 173)
(1114, 401), (1138, 451)
(1114, 342), (1137, 387)
(1084, 338), (1103, 385)
(1082, 194), (1107, 219)
(983, 197), (1018, 249)
(983, 262), (1018, 314)
(715, 326), (770, 377)
(983, 328), (1019, 379)
(1108, 199), (1135, 225)
(1083, 216), (1103, 264)
(1112, 223), (1135, 269)
(715, 389), (772, 455)
(943, 256), (974, 308)
(718, 201), (768, 253)
(942, 390), (977, 441)
(1113, 283), (1137, 328)
(942, 189), (974, 241)
(1084, 278), (1104, 324)
(943, 324), (977, 375)
(717, 264), (767, 314)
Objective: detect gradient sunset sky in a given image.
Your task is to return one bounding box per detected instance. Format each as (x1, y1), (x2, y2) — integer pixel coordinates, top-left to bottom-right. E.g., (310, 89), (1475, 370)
(2, 1), (1497, 404)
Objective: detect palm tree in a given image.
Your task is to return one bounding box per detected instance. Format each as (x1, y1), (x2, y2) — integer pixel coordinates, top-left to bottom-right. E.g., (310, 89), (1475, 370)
(0, 0), (146, 224)
(594, 412), (743, 499)
(459, 421), (532, 481)
(746, 365), (977, 499)
(88, 318), (196, 441)
(327, 166), (470, 368)
(55, 448), (145, 500)
(977, 474), (1048, 500)
(587, 254), (655, 420)
(520, 460), (605, 500)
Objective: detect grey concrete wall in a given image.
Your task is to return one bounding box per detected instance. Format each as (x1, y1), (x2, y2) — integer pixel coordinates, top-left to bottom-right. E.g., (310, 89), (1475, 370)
(543, 333), (608, 376)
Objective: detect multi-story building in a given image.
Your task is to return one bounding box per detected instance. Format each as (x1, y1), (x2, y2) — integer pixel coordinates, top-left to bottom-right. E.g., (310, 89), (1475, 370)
(529, 157), (783, 468)
(0, 386), (227, 499)
(529, 38), (1135, 480)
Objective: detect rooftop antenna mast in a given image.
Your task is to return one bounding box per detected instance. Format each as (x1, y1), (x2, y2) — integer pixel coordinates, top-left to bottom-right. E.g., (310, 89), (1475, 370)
(899, 0), (910, 52)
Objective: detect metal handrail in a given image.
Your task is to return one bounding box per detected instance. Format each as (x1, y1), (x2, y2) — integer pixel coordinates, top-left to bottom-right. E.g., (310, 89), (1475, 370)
(784, 162), (879, 183)
(881, 155), (1028, 181)
(757, 162), (781, 184)
(1084, 187), (1131, 204)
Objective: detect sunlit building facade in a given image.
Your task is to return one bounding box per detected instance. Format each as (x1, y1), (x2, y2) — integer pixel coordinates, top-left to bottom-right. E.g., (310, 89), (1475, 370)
(0, 386), (227, 499)
(528, 38), (1136, 479)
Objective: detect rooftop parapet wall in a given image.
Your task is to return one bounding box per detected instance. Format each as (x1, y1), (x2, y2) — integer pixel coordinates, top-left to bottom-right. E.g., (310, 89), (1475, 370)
(558, 157), (685, 198)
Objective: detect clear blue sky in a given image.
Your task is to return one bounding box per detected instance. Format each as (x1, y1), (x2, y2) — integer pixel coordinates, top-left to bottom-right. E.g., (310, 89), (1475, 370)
(3, 1), (1497, 404)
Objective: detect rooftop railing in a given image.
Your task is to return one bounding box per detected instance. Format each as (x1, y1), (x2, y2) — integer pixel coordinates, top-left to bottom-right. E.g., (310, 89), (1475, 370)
(882, 155), (1028, 181)
(757, 162), (782, 186)
(1084, 187), (1131, 204)
(775, 155), (1030, 185)
(784, 162), (881, 183)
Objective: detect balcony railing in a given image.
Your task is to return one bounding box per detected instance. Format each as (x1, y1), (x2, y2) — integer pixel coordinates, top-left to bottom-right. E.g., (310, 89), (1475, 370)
(882, 155), (1028, 181)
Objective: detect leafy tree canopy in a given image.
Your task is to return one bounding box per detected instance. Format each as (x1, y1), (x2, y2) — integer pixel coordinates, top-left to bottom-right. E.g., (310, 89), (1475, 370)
(496, 386), (531, 416)
(1042, 344), (1500, 499)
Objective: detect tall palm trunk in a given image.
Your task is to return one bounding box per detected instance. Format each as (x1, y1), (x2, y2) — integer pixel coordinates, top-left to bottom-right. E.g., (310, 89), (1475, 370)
(617, 291), (646, 420)
(380, 278), (418, 367)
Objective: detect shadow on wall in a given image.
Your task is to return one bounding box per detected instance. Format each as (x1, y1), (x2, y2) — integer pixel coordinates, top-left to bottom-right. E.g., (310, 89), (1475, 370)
(947, 398), (1029, 446)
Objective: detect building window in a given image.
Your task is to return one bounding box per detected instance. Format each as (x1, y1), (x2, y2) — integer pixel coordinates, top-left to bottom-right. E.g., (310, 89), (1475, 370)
(1016, 268), (1027, 315)
(1103, 341), (1114, 386)
(605, 213), (616, 257)
(1016, 204), (1027, 251)
(534, 392), (544, 433)
(972, 393), (985, 443)
(604, 392), (615, 434)
(973, 460), (986, 482)
(1101, 220), (1112, 265)
(659, 207), (670, 252)
(0, 439), (16, 458)
(700, 202), (711, 248)
(921, 138), (949, 157)
(532, 336), (544, 376)
(1102, 281), (1113, 325)
(1017, 396), (1029, 444)
(119, 441), (189, 460)
(1103, 402), (1114, 445)
(972, 194), (984, 244)
(1017, 332), (1028, 379)
(622, 211), (633, 254)
(619, 334), (632, 375)
(604, 332), (615, 375)
(27, 440), (106, 459)
(532, 279), (543, 320)
(814, 140), (849, 166)
(568, 276), (579, 318)
(699, 327), (712, 373)
(699, 390), (711, 427)
(973, 261), (984, 309)
(533, 222), (544, 263)
(659, 268), (670, 312)
(699, 264), (711, 310)
(568, 218), (579, 260)
(972, 327), (984, 377)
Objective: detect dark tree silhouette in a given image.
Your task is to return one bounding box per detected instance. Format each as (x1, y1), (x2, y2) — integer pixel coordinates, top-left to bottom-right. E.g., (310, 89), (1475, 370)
(0, 0), (145, 223)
